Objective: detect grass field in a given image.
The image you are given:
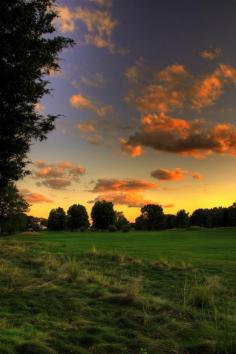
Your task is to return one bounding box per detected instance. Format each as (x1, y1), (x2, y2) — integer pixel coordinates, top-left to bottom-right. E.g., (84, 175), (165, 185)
(0, 228), (235, 353)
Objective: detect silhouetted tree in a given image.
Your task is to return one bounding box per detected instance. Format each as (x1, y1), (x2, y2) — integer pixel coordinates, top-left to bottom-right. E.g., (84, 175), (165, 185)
(0, 0), (74, 187)
(164, 214), (176, 229)
(141, 204), (164, 230)
(67, 204), (89, 230)
(48, 207), (66, 231)
(115, 211), (130, 231)
(227, 203), (236, 226)
(91, 201), (116, 230)
(0, 183), (29, 234)
(135, 215), (147, 230)
(190, 208), (211, 227)
(175, 209), (190, 228)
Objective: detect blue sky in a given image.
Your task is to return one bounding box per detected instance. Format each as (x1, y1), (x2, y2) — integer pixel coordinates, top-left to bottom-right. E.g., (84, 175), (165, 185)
(19, 0), (236, 221)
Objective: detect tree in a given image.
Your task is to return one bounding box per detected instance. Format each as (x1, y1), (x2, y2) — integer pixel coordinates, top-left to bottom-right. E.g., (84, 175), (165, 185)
(0, 183), (29, 234)
(227, 203), (236, 226)
(135, 215), (147, 231)
(190, 209), (211, 227)
(175, 209), (190, 228)
(164, 214), (176, 229)
(91, 201), (116, 230)
(141, 204), (164, 230)
(67, 204), (89, 230)
(0, 0), (74, 187)
(48, 207), (66, 231)
(115, 211), (130, 231)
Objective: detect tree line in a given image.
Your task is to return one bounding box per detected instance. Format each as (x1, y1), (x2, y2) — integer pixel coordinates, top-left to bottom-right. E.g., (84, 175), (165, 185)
(1, 183), (236, 234)
(47, 201), (130, 232)
(46, 201), (236, 232)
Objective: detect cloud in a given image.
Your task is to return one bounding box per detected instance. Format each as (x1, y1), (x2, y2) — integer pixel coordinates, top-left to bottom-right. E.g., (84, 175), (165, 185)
(91, 178), (157, 193)
(81, 73), (107, 87)
(199, 48), (222, 61)
(55, 6), (75, 33)
(151, 168), (204, 181)
(125, 62), (236, 114)
(88, 192), (155, 208)
(70, 93), (112, 117)
(33, 161), (86, 189)
(89, 192), (174, 208)
(89, 0), (113, 7)
(56, 5), (121, 53)
(191, 172), (204, 180)
(119, 138), (143, 157)
(151, 168), (187, 181)
(20, 189), (53, 204)
(121, 113), (236, 159)
(38, 179), (71, 190)
(85, 136), (102, 145)
(192, 73), (223, 110)
(77, 121), (96, 133)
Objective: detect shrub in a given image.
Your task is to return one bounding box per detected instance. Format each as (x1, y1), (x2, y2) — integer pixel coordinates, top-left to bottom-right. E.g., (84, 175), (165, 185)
(121, 224), (131, 232)
(108, 225), (117, 232)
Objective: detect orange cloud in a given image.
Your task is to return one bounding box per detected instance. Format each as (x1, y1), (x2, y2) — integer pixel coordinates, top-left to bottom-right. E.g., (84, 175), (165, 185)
(199, 48), (222, 61)
(89, 192), (174, 209)
(121, 113), (236, 159)
(88, 192), (155, 208)
(55, 6), (76, 33)
(20, 189), (53, 204)
(191, 172), (204, 180)
(39, 179), (71, 190)
(77, 121), (96, 133)
(70, 93), (112, 117)
(192, 74), (223, 110)
(91, 178), (157, 193)
(126, 62), (236, 114)
(151, 168), (187, 181)
(56, 5), (119, 53)
(34, 161), (86, 189)
(119, 138), (143, 157)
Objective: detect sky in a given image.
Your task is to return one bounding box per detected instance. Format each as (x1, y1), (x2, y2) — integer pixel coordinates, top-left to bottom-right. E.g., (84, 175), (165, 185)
(19, 0), (236, 222)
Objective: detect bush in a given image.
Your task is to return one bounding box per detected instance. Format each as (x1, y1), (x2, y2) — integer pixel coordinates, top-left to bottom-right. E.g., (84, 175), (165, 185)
(121, 224), (131, 232)
(108, 225), (117, 232)
(80, 226), (87, 232)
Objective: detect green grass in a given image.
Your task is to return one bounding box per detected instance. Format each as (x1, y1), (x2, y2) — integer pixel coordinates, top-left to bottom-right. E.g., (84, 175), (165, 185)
(0, 228), (235, 353)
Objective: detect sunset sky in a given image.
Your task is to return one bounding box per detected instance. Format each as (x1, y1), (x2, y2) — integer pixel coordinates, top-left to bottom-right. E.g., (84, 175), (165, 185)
(19, 0), (236, 221)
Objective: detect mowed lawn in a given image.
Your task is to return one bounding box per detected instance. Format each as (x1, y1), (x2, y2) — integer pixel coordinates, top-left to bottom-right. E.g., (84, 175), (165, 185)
(0, 228), (235, 354)
(17, 228), (236, 280)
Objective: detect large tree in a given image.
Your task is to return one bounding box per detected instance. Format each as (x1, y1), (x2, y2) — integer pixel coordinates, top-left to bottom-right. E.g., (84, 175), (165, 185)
(48, 207), (66, 231)
(141, 204), (164, 230)
(67, 204), (90, 230)
(175, 209), (190, 228)
(91, 201), (116, 230)
(0, 0), (74, 187)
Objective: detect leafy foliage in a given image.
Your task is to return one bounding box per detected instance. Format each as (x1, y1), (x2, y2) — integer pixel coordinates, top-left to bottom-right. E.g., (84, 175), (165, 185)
(91, 201), (116, 230)
(175, 209), (190, 228)
(47, 207), (66, 231)
(0, 183), (29, 234)
(0, 0), (74, 186)
(67, 204), (90, 230)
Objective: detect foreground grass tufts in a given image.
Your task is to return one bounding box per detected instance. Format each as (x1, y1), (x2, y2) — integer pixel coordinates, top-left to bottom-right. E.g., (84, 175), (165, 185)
(0, 232), (234, 354)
